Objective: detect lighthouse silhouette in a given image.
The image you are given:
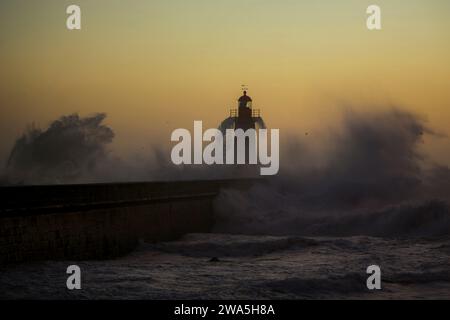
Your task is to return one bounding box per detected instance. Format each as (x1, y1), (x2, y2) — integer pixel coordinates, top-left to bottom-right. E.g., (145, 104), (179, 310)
(218, 89), (265, 174)
(224, 89), (263, 133)
(234, 90), (260, 131)
(219, 87), (265, 134)
(216, 88), (267, 177)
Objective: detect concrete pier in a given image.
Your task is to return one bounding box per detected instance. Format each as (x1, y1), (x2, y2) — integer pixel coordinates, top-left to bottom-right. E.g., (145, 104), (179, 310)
(0, 179), (256, 265)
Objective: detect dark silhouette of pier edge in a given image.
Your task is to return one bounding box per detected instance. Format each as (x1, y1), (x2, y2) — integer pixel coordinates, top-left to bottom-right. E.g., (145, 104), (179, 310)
(0, 178), (261, 265)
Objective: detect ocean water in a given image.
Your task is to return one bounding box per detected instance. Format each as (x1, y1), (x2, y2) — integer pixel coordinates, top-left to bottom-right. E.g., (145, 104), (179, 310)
(1, 233), (450, 300)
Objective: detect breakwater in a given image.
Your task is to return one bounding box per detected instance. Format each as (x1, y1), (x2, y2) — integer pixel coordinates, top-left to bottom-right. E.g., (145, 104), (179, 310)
(0, 179), (256, 264)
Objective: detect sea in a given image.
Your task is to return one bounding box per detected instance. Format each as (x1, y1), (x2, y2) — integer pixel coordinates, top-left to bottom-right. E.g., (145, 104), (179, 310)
(1, 233), (449, 299)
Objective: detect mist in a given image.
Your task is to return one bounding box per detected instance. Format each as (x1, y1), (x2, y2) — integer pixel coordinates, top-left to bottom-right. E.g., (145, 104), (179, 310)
(3, 113), (114, 185)
(213, 108), (450, 238)
(1, 113), (250, 185)
(2, 106), (450, 238)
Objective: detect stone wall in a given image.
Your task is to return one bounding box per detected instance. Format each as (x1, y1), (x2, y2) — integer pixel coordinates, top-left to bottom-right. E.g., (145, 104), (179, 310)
(0, 179), (254, 265)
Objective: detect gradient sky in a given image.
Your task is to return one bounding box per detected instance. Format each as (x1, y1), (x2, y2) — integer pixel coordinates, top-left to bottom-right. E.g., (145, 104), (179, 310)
(1, 0), (450, 165)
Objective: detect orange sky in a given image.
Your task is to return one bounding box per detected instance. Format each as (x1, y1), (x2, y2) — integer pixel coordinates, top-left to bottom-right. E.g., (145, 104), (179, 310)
(1, 0), (450, 165)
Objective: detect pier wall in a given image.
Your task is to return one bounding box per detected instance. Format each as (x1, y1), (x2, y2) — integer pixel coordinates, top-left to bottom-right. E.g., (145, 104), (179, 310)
(0, 179), (254, 264)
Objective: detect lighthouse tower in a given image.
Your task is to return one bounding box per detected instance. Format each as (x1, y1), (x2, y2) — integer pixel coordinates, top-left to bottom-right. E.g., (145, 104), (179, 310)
(224, 90), (262, 172)
(231, 90), (261, 131)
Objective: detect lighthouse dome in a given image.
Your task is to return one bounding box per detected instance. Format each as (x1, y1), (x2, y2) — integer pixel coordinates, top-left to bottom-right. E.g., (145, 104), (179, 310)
(238, 91), (252, 108)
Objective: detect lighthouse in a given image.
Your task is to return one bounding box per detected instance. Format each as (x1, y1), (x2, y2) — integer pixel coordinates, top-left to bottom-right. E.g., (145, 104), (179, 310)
(169, 89), (278, 175)
(230, 90), (262, 131)
(221, 90), (265, 170)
